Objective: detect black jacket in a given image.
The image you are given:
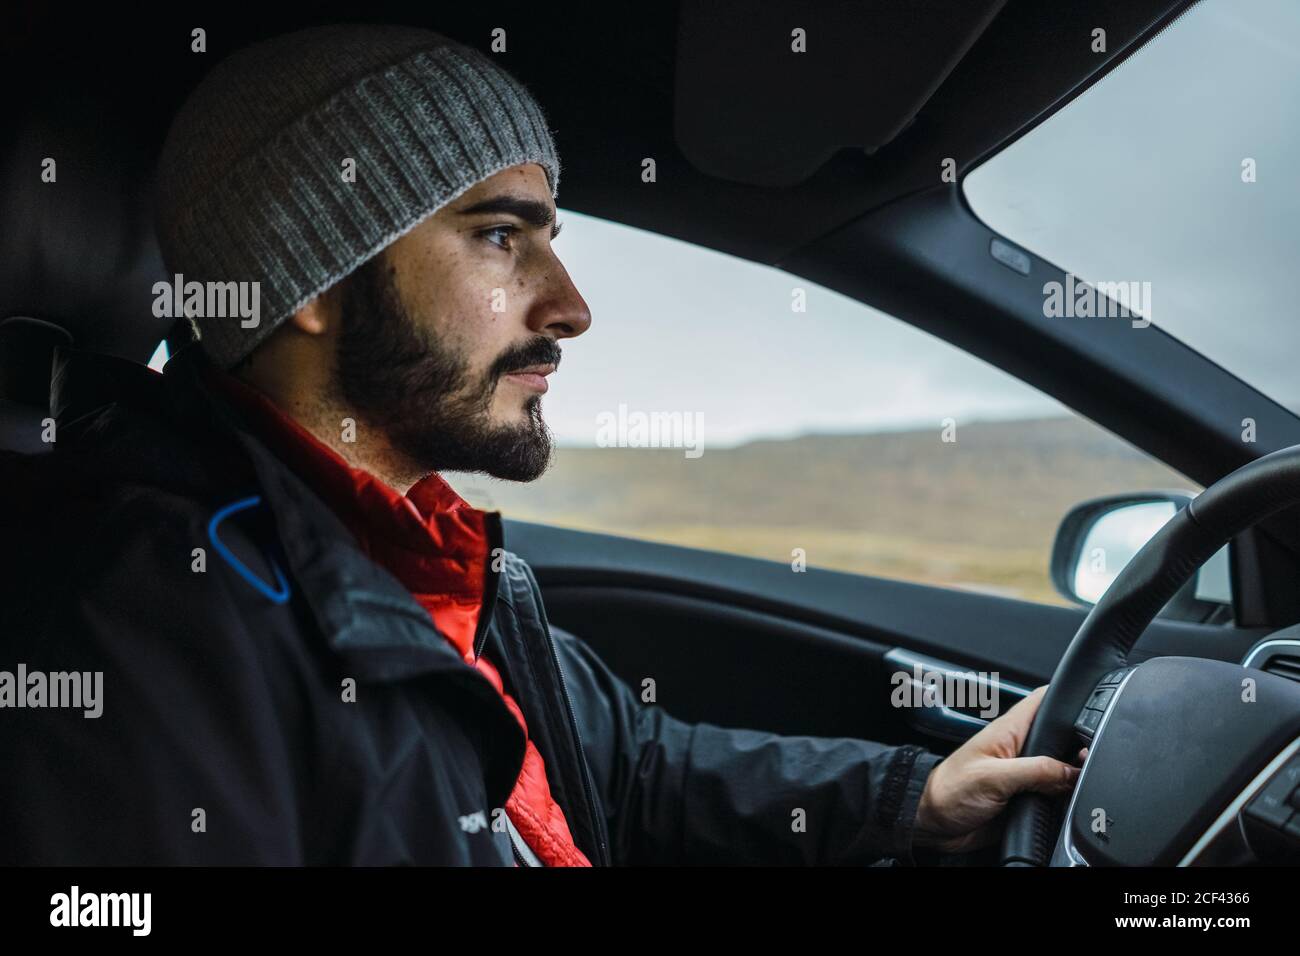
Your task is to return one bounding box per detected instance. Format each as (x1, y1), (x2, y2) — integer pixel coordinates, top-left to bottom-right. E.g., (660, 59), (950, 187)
(0, 344), (941, 865)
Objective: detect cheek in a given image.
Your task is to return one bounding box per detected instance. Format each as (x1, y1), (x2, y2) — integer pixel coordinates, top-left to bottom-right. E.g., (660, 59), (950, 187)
(460, 287), (524, 370)
(436, 246), (518, 316)
(396, 245), (521, 380)
(409, 280), (500, 363)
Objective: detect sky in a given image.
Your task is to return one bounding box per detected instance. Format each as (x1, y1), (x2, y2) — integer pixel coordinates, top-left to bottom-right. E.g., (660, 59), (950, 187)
(541, 210), (1067, 447)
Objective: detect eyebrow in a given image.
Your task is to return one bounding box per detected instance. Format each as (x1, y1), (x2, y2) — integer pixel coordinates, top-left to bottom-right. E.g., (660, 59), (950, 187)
(458, 194), (562, 239)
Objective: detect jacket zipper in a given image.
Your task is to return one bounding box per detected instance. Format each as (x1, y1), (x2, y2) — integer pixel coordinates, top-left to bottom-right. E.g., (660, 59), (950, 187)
(550, 632), (611, 865)
(505, 813), (537, 867)
(473, 514), (505, 662)
(528, 565), (612, 866)
(480, 518), (611, 865)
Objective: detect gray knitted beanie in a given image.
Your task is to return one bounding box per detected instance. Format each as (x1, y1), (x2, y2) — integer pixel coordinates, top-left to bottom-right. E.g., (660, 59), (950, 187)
(154, 23), (560, 369)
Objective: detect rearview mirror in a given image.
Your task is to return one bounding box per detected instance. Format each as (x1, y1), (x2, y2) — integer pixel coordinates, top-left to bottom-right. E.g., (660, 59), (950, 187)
(1050, 493), (1233, 619)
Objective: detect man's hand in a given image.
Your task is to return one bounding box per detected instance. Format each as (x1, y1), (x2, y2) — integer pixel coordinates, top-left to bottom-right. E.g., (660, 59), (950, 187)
(912, 685), (1086, 854)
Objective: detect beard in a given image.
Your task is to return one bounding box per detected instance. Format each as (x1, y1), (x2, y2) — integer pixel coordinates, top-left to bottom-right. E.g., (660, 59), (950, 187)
(330, 253), (559, 482)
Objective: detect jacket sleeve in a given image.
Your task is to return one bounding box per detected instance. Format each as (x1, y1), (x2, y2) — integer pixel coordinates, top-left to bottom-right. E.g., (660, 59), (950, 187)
(550, 625), (943, 866)
(0, 494), (306, 865)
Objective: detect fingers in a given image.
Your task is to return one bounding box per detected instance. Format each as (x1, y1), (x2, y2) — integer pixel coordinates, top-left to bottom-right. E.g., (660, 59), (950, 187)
(977, 684), (1047, 752)
(991, 753), (1080, 799)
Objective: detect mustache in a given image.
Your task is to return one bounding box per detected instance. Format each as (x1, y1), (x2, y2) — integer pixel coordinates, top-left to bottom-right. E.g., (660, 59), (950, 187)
(490, 338), (562, 380)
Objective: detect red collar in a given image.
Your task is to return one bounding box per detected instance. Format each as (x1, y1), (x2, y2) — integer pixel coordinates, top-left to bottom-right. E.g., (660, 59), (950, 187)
(200, 365), (492, 656)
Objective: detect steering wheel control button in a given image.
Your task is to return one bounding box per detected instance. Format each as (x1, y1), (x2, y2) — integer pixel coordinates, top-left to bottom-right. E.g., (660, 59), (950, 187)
(1072, 673), (1134, 741)
(1275, 758), (1300, 792)
(1247, 789), (1295, 829)
(1086, 686), (1116, 710)
(1074, 707), (1104, 739)
(1071, 674), (1129, 741)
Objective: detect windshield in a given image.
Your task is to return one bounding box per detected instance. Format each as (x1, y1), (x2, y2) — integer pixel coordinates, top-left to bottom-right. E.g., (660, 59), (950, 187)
(963, 0), (1300, 411)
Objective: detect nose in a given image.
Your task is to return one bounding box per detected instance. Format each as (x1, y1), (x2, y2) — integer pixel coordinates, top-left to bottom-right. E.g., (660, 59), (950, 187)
(527, 253), (592, 341)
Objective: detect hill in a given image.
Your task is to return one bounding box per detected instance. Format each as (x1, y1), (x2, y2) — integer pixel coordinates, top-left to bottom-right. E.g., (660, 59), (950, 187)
(446, 416), (1195, 605)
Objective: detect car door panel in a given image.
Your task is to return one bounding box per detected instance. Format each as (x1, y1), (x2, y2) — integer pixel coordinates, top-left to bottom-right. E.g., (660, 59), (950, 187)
(506, 519), (1267, 750)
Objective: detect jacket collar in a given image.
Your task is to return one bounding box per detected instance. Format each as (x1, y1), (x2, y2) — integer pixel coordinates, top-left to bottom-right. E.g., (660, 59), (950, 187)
(52, 342), (504, 681)
(197, 365), (495, 661)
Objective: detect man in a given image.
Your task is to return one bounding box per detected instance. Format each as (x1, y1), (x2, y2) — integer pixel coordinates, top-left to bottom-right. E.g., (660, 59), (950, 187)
(0, 23), (1079, 865)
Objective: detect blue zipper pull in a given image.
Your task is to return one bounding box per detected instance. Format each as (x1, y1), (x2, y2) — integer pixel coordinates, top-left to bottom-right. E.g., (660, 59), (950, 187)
(207, 495), (292, 605)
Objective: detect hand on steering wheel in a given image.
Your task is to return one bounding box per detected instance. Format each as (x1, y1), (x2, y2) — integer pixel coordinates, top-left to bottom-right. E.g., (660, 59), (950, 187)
(914, 686), (1084, 854)
(1001, 444), (1300, 866)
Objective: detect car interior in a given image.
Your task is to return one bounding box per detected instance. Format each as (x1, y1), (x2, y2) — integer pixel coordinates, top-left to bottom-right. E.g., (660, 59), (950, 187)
(5, 0), (1300, 868)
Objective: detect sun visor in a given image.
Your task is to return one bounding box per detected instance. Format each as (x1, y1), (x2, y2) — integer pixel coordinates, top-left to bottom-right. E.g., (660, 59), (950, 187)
(674, 0), (1007, 187)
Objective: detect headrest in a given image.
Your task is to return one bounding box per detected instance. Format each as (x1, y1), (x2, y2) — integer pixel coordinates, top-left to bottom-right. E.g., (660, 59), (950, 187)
(0, 97), (169, 363)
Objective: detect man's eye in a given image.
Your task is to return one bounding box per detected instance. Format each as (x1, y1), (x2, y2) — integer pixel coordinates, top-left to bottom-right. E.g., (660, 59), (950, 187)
(481, 225), (517, 251)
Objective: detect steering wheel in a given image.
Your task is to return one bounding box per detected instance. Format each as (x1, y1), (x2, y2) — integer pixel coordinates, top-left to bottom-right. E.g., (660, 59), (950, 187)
(1001, 444), (1300, 866)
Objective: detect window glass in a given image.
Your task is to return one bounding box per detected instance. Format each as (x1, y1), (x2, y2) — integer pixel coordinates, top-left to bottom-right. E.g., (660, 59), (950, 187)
(963, 0), (1300, 411)
(447, 211), (1195, 605)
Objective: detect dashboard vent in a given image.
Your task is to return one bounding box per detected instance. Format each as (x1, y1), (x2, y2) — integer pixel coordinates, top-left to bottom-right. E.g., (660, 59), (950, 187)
(1262, 654), (1300, 684)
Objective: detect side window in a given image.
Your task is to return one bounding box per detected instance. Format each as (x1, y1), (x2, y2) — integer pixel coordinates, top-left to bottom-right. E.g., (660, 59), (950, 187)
(446, 212), (1195, 606)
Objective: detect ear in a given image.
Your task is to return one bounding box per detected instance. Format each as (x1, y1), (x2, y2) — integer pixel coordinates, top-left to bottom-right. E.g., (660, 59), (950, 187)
(285, 290), (334, 336)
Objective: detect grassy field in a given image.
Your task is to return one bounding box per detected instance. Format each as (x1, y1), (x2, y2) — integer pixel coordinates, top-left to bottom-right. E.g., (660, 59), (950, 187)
(446, 416), (1196, 606)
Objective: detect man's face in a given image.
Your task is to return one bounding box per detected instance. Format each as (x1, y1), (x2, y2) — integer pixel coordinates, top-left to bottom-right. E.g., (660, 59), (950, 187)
(330, 164), (591, 481)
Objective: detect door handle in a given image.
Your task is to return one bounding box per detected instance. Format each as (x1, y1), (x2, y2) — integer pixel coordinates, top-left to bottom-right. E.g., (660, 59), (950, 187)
(884, 648), (1031, 742)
